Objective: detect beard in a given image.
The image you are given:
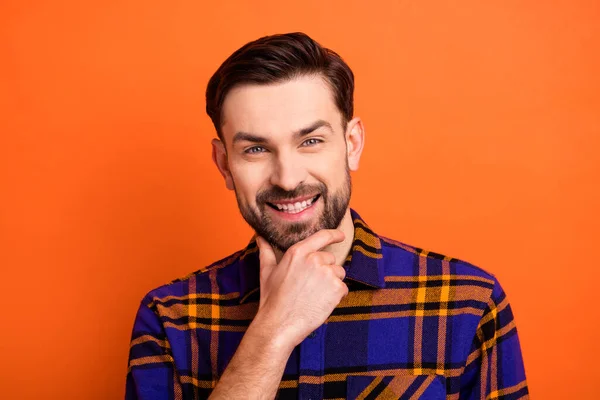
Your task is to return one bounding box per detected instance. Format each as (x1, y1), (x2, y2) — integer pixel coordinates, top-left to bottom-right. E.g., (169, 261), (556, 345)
(234, 168), (352, 252)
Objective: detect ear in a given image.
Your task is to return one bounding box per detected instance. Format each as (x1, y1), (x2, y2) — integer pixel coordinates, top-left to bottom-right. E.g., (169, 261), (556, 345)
(211, 138), (235, 190)
(345, 117), (365, 171)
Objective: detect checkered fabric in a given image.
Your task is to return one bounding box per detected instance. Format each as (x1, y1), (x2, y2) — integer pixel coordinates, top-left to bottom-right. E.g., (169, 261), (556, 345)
(126, 209), (528, 399)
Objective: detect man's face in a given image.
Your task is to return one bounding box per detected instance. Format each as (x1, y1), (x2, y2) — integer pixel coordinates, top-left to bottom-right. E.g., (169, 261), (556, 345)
(217, 75), (353, 251)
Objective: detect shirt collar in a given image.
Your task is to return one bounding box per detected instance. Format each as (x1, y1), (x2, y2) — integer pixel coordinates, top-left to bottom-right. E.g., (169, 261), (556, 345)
(238, 208), (385, 304)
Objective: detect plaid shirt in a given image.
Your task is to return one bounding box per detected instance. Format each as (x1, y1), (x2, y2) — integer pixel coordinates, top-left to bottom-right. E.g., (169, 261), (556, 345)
(126, 209), (528, 399)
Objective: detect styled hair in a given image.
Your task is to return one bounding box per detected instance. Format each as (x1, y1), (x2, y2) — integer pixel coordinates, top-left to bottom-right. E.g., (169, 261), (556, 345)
(205, 32), (355, 141)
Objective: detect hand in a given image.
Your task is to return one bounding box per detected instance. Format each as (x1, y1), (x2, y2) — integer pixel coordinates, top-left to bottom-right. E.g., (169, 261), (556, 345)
(254, 230), (349, 349)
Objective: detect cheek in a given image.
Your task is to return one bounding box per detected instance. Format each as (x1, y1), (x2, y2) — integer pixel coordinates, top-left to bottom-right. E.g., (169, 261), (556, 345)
(310, 165), (345, 192)
(230, 163), (269, 202)
(313, 149), (347, 180)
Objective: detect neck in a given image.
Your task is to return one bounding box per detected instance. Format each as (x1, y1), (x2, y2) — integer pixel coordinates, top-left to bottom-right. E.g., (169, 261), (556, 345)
(273, 208), (355, 265)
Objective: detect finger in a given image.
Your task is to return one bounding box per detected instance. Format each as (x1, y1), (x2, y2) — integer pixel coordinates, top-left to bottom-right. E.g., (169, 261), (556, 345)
(341, 281), (350, 297)
(295, 229), (346, 255)
(328, 265), (346, 281)
(256, 236), (276, 282)
(308, 251), (336, 266)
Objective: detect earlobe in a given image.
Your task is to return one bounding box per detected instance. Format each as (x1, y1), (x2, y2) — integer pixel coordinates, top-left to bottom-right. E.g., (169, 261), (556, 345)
(346, 117), (365, 171)
(211, 138), (235, 190)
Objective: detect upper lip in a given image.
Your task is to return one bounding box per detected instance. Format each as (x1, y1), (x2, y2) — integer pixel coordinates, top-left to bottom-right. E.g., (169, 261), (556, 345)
(268, 194), (319, 205)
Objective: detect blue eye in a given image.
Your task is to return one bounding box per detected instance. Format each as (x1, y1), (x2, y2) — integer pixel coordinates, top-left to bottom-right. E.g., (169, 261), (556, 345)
(245, 146), (266, 154)
(302, 138), (322, 146)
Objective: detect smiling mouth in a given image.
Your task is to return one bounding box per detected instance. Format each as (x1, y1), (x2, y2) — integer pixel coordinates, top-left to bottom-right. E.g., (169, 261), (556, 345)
(266, 194), (320, 214)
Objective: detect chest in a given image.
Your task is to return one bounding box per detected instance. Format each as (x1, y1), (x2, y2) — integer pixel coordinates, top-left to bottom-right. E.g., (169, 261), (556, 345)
(180, 287), (481, 399)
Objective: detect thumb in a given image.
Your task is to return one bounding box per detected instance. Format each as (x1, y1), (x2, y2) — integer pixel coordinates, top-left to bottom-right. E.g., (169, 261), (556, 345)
(256, 236), (276, 283)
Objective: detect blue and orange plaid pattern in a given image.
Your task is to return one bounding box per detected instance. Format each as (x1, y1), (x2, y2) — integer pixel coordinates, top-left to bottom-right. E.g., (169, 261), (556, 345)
(126, 209), (528, 399)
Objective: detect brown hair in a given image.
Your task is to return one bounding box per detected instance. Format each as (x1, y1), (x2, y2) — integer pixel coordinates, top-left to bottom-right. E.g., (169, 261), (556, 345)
(205, 32), (355, 142)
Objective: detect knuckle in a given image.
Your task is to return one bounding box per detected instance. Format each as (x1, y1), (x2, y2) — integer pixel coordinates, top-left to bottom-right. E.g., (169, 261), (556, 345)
(324, 266), (336, 278)
(287, 245), (302, 258)
(326, 253), (336, 265)
(307, 252), (319, 263)
(335, 279), (348, 293)
(310, 251), (332, 266)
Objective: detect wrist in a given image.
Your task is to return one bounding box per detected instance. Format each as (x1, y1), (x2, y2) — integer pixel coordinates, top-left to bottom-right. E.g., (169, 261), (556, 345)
(246, 310), (296, 356)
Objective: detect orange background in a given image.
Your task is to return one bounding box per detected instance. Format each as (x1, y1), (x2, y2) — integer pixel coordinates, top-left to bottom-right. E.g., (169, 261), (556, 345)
(2, 1), (599, 399)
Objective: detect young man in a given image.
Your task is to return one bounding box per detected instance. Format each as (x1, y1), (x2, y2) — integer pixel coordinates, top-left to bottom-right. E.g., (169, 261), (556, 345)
(126, 32), (528, 399)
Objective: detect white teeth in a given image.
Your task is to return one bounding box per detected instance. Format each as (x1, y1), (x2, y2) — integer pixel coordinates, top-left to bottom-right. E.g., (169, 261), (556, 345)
(272, 195), (318, 213)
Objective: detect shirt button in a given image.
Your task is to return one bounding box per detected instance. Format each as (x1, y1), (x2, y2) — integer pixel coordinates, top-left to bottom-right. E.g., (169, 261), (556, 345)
(308, 331), (317, 339)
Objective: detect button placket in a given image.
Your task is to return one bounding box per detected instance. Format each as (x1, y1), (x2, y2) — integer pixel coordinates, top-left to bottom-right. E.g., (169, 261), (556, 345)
(297, 324), (326, 400)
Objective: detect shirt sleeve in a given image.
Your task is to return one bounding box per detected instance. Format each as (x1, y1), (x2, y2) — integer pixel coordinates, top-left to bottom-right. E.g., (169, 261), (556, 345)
(125, 297), (183, 400)
(459, 277), (529, 399)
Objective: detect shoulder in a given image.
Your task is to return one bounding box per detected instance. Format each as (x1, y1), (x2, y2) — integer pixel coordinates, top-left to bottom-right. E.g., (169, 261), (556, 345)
(379, 235), (501, 302)
(138, 246), (252, 308)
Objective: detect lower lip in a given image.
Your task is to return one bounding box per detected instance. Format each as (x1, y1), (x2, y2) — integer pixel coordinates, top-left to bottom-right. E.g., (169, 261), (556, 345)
(268, 197), (320, 222)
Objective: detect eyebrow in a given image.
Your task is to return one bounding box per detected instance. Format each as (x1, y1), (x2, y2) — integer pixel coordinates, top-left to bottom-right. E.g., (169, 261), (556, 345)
(232, 119), (334, 145)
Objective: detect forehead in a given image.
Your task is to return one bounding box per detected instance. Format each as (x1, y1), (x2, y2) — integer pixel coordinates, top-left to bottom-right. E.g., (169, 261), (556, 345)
(221, 75), (342, 142)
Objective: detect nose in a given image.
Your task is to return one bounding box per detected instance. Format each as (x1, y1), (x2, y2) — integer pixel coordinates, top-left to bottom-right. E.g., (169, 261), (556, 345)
(269, 152), (306, 191)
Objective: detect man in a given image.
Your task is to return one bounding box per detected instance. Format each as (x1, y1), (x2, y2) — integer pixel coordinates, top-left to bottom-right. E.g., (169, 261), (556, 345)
(126, 32), (528, 399)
